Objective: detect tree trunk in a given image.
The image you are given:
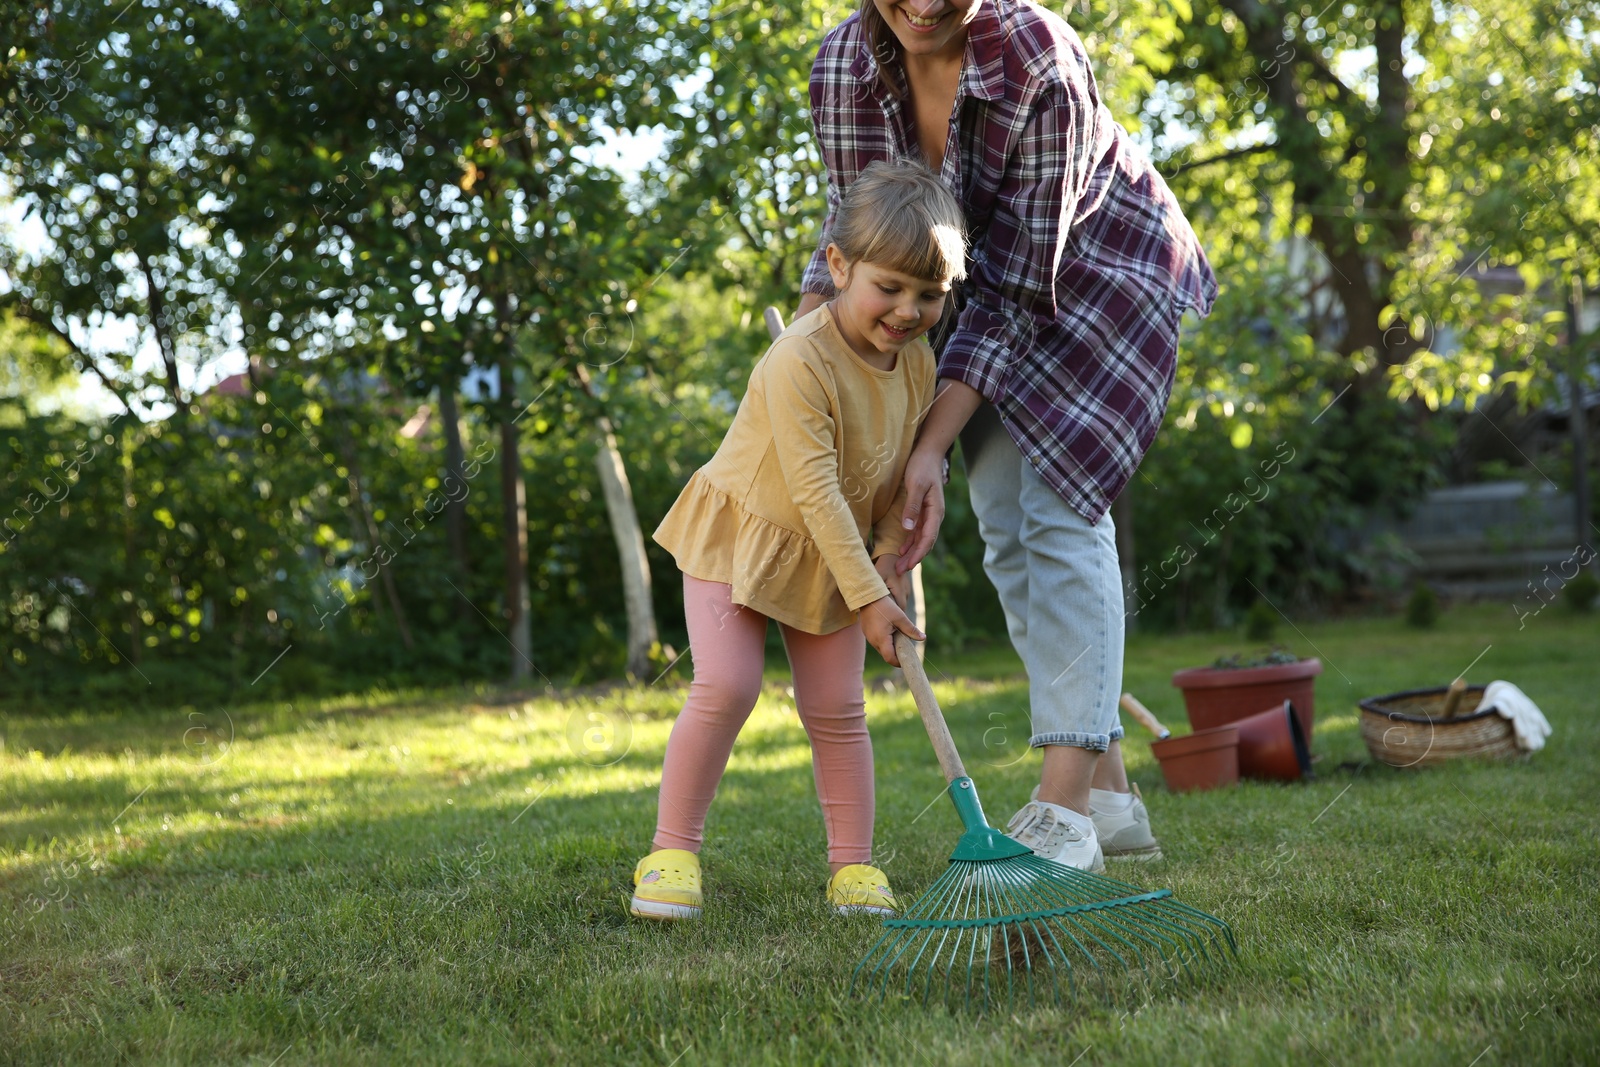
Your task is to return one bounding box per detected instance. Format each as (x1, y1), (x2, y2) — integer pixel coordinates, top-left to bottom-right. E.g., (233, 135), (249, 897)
(497, 349), (533, 681)
(1571, 278), (1593, 566)
(1218, 0), (1426, 365)
(122, 437), (141, 667)
(437, 385), (473, 628)
(593, 413), (659, 679)
(136, 249), (186, 411)
(574, 364), (658, 680)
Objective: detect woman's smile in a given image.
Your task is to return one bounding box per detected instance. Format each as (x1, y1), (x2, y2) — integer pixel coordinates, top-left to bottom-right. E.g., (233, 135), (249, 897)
(875, 0), (978, 53)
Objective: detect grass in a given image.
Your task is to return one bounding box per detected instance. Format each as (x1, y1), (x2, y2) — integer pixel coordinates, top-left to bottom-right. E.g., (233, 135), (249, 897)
(2, 601), (1597, 1065)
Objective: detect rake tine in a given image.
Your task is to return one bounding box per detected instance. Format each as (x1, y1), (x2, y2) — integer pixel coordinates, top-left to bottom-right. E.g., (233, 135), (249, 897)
(1153, 902), (1223, 974)
(1093, 903), (1188, 971)
(856, 635), (1237, 1013)
(1171, 898), (1239, 955)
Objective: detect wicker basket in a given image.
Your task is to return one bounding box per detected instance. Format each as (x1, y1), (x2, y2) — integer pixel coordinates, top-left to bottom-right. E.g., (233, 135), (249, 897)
(1358, 684), (1522, 768)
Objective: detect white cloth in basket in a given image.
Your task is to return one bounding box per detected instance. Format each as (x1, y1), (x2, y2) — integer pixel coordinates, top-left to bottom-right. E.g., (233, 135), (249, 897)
(1470, 681), (1552, 752)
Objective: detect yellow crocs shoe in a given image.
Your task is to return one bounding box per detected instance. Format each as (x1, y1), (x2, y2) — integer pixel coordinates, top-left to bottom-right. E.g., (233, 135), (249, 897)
(630, 848), (702, 920)
(827, 864), (898, 917)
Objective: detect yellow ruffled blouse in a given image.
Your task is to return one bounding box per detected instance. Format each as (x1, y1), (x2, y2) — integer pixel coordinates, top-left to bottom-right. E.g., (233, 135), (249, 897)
(653, 305), (935, 635)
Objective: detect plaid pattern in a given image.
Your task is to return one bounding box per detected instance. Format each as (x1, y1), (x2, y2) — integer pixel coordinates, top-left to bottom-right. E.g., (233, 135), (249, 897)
(801, 0), (1218, 523)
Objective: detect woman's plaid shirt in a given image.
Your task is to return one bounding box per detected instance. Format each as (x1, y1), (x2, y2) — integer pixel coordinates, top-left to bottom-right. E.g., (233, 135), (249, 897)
(800, 0), (1218, 523)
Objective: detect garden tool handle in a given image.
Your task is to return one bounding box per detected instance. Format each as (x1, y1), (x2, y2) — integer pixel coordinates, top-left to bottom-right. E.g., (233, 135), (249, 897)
(1441, 677), (1469, 718)
(1119, 693), (1171, 740)
(764, 306), (787, 341)
(893, 633), (968, 784)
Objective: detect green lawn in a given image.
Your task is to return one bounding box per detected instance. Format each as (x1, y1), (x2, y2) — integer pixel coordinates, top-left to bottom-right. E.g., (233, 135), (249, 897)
(3, 602), (1597, 1065)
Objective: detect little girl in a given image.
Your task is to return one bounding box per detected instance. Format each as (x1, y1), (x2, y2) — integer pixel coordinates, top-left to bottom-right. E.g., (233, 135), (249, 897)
(632, 160), (967, 920)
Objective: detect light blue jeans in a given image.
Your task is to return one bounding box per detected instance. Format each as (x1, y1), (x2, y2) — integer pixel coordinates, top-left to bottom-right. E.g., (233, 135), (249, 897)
(960, 402), (1126, 751)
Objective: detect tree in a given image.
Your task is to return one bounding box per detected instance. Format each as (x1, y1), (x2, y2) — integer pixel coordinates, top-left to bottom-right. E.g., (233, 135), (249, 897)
(1151, 0), (1596, 410)
(207, 1), (675, 680)
(0, 2), (246, 415)
(650, 0), (851, 307)
(0, 310), (76, 413)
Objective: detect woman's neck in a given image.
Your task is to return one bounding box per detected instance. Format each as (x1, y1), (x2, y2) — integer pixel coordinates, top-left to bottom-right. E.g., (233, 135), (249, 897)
(900, 36), (966, 87)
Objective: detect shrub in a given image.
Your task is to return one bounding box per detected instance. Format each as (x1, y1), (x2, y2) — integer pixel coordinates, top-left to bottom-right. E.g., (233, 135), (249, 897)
(1244, 600), (1277, 641)
(1564, 570), (1599, 613)
(1406, 583), (1439, 628)
(1210, 645), (1302, 669)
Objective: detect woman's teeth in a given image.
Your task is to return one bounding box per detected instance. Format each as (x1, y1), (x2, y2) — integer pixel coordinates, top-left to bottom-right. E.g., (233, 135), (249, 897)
(905, 11), (944, 28)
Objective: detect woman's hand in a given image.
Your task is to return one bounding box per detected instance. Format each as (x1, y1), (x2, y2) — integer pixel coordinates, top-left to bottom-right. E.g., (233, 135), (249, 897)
(874, 553), (911, 608)
(897, 379), (982, 574)
(896, 446), (947, 574)
(860, 594), (925, 667)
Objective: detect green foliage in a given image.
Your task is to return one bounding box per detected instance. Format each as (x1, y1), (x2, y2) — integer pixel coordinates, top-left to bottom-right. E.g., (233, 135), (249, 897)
(1150, 0), (1599, 415)
(917, 451), (1007, 651)
(1127, 289), (1453, 631)
(3, 378), (441, 700)
(1208, 645), (1302, 669)
(0, 364), (715, 701)
(1244, 599), (1276, 642)
(0, 2), (250, 412)
(1563, 571), (1599, 613)
(0, 311), (75, 411)
(651, 0), (854, 305)
(1406, 583), (1441, 629)
(1, 0), (1594, 686)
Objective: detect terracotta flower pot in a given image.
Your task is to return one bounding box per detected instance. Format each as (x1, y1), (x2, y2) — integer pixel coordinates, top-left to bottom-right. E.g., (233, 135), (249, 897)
(1150, 724), (1240, 793)
(1171, 658), (1322, 740)
(1234, 700), (1312, 782)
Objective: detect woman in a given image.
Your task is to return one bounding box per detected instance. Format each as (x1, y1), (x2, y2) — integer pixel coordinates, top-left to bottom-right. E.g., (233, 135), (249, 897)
(794, 0), (1218, 871)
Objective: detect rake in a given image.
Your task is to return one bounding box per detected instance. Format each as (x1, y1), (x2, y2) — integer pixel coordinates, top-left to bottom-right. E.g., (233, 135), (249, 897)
(853, 634), (1236, 1011)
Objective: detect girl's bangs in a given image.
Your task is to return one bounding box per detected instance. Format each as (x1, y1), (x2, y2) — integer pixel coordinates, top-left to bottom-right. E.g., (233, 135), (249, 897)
(858, 216), (966, 284)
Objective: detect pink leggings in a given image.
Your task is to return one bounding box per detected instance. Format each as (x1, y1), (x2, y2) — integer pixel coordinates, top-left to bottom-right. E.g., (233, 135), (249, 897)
(653, 575), (874, 865)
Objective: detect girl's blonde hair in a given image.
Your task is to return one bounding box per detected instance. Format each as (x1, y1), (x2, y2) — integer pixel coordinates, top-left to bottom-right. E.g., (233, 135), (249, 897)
(830, 159), (967, 286)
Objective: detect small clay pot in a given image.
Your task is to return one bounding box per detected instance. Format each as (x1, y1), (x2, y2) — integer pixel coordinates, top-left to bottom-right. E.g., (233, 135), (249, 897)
(1234, 700), (1312, 782)
(1151, 724), (1240, 792)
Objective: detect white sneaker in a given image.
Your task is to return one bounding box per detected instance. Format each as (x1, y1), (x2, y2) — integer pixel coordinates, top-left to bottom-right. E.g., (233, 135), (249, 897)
(1022, 785), (1165, 862)
(1090, 783), (1163, 861)
(1004, 801), (1105, 873)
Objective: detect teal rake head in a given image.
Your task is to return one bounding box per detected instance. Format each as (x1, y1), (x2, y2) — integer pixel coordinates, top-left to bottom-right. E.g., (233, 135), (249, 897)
(852, 777), (1237, 1012)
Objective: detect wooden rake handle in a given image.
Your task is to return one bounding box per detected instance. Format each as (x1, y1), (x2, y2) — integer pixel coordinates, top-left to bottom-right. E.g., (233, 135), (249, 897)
(1119, 692), (1172, 740)
(893, 632), (967, 784)
(764, 306), (787, 341)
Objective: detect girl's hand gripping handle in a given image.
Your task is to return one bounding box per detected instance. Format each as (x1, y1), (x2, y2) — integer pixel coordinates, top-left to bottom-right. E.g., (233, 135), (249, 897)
(862, 596), (924, 667)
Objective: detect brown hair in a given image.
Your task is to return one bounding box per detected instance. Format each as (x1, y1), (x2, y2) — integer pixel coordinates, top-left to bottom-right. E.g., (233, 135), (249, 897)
(857, 0), (907, 100)
(830, 159), (967, 285)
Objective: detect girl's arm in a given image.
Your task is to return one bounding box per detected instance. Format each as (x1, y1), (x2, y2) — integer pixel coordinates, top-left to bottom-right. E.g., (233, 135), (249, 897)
(763, 345), (924, 664)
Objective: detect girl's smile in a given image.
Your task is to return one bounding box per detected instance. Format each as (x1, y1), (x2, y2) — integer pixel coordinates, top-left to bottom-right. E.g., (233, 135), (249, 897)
(824, 252), (951, 369)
